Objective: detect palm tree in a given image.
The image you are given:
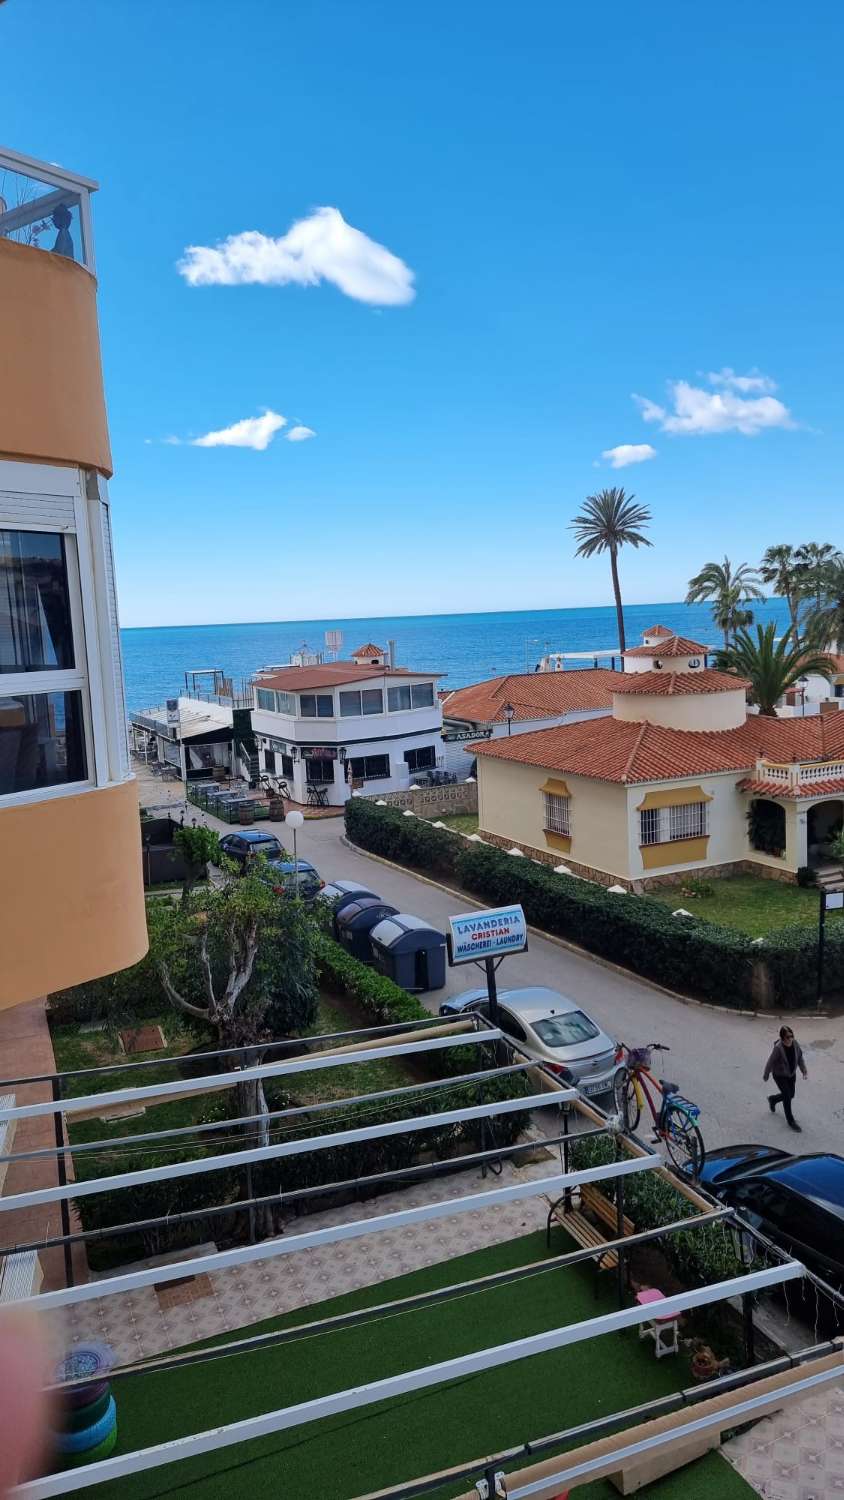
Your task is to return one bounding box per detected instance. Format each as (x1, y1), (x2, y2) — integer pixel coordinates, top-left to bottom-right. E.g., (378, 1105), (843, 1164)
(570, 487), (652, 654)
(714, 622), (835, 716)
(685, 557), (764, 648)
(803, 554), (844, 650)
(795, 542), (841, 615)
(759, 544), (803, 639)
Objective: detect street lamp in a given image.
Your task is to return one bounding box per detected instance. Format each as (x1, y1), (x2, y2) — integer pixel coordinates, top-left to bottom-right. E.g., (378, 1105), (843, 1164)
(285, 809), (304, 898)
(503, 702), (515, 736)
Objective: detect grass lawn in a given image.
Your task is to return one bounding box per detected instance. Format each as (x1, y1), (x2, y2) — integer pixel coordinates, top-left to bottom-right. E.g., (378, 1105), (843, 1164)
(72, 1232), (753, 1500)
(437, 812), (480, 835)
(646, 873), (840, 938)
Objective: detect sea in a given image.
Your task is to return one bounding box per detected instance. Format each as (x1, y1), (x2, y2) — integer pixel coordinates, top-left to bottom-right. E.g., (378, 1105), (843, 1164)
(120, 599), (792, 713)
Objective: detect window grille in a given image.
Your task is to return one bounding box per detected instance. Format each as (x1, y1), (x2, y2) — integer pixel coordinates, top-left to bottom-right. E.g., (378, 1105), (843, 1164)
(639, 807), (661, 846)
(669, 801), (708, 840)
(543, 791), (571, 836)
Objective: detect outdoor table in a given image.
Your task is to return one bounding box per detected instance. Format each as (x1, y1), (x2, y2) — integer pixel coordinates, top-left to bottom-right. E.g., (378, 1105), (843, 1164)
(306, 786), (329, 807)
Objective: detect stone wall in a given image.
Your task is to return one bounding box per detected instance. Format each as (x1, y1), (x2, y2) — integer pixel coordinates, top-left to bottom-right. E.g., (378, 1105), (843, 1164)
(477, 829), (799, 891)
(370, 782), (478, 818)
(478, 828), (628, 887)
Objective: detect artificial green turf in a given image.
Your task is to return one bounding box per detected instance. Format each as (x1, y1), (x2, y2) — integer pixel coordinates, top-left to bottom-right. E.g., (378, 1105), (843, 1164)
(70, 1231), (754, 1500)
(646, 873), (839, 937)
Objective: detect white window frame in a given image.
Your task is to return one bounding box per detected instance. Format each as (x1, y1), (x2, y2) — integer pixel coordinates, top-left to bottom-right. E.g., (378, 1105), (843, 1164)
(639, 802), (708, 847)
(543, 790), (571, 837)
(0, 524), (93, 805)
(387, 684), (412, 712)
(299, 693), (335, 720)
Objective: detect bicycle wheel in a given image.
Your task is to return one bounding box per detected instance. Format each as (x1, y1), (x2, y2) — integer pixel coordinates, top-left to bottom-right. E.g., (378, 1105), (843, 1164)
(613, 1067), (641, 1131)
(664, 1108), (705, 1180)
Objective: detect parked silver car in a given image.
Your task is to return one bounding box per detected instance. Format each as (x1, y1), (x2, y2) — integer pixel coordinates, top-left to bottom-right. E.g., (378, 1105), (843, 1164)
(440, 985), (619, 1098)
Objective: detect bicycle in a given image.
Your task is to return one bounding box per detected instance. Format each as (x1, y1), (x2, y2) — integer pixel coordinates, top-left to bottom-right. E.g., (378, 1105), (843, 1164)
(613, 1042), (705, 1180)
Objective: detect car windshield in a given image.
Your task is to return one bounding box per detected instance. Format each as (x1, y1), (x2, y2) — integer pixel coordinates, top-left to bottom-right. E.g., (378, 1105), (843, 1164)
(533, 1011), (601, 1047)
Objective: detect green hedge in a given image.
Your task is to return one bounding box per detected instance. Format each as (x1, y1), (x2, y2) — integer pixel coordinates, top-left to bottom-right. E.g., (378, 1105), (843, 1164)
(345, 801), (844, 1010)
(569, 1135), (747, 1287)
(345, 797), (462, 876)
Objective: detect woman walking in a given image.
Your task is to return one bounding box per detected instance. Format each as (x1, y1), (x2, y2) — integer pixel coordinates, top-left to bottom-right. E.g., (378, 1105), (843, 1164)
(764, 1026), (808, 1132)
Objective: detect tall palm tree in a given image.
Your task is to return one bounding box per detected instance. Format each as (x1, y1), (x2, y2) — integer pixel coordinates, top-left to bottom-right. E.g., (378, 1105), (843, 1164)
(795, 542), (841, 614)
(714, 622), (835, 716)
(803, 555), (844, 650)
(685, 557), (764, 648)
(570, 487), (652, 654)
(759, 544), (803, 639)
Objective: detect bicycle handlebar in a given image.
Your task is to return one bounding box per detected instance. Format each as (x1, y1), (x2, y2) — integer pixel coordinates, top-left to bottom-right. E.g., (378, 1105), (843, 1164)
(618, 1041), (670, 1053)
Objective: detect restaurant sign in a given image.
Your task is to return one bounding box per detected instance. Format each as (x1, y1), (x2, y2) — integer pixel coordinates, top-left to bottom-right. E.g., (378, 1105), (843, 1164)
(447, 904), (528, 965)
(302, 746), (337, 760)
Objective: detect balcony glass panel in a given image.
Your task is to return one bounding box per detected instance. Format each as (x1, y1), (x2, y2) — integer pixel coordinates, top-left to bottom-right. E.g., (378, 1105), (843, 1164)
(0, 530), (75, 673)
(0, 160), (90, 268)
(0, 690), (87, 793)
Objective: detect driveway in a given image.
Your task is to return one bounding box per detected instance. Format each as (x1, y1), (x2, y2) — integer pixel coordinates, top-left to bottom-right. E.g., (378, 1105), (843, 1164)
(187, 799), (844, 1157)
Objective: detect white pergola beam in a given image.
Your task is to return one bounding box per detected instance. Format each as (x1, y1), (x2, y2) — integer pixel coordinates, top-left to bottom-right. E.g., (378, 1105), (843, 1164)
(0, 1031), (503, 1124)
(17, 1153), (661, 1313)
(11, 1261), (803, 1499)
(0, 1088), (574, 1214)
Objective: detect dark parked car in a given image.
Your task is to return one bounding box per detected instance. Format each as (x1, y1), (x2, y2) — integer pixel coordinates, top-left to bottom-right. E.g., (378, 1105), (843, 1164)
(263, 859), (324, 901)
(218, 830), (284, 870)
(698, 1146), (844, 1294)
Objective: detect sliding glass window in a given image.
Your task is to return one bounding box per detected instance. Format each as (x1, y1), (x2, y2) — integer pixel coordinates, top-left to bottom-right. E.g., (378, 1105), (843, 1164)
(0, 528), (89, 798)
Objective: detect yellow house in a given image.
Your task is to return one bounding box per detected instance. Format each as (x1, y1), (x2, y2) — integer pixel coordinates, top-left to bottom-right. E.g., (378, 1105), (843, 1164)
(475, 629), (844, 888)
(0, 146), (147, 1008)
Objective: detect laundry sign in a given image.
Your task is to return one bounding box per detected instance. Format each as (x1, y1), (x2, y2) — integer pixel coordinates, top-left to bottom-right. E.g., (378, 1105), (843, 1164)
(447, 904), (528, 965)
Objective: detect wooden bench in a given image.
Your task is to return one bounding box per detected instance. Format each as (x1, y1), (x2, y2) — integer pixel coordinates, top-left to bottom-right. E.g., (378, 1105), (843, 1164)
(546, 1184), (635, 1291)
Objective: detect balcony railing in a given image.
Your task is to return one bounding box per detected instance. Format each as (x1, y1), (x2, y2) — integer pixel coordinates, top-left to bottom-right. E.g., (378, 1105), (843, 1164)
(0, 148), (95, 271)
(755, 757), (844, 788)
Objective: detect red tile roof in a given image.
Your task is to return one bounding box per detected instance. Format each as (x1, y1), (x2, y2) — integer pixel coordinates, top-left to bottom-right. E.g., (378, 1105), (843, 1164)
(258, 661), (437, 690)
(474, 708), (844, 785)
(624, 635), (709, 658)
(352, 643), (385, 657)
(739, 776), (844, 800)
(611, 669), (748, 697)
(442, 669), (616, 725)
(644, 624), (673, 637)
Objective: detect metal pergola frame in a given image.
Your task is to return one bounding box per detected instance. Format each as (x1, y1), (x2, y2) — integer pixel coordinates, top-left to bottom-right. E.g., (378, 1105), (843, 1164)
(3, 1013), (835, 1500)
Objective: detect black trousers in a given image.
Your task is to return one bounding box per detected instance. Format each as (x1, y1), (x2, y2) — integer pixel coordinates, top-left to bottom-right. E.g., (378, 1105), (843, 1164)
(769, 1074), (797, 1124)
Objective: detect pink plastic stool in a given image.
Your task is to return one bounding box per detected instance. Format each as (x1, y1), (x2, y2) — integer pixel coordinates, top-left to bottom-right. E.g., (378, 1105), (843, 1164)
(636, 1288), (678, 1358)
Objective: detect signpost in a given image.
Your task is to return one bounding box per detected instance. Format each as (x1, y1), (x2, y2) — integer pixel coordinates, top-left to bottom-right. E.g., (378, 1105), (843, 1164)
(447, 905), (528, 1022)
(817, 888), (844, 1008)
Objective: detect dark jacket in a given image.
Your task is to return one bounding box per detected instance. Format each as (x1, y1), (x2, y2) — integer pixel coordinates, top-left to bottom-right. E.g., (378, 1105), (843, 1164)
(764, 1038), (807, 1082)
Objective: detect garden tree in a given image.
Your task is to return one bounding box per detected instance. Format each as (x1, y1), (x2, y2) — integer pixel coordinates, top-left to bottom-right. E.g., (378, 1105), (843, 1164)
(799, 550), (844, 648)
(570, 487), (652, 655)
(173, 824), (221, 906)
(147, 870), (319, 1229)
(759, 545), (804, 640)
(714, 622), (835, 716)
(685, 557), (764, 648)
(794, 542), (841, 615)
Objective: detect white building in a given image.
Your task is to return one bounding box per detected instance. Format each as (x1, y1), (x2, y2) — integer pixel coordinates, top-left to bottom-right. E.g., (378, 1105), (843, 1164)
(251, 643), (442, 805)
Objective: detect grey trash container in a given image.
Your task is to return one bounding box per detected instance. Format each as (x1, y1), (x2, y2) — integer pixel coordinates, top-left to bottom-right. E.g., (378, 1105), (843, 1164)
(335, 898), (399, 962)
(368, 914), (448, 993)
(318, 881), (381, 925)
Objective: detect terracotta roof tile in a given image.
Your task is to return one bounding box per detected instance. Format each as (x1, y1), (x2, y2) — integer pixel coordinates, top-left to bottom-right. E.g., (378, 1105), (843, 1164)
(644, 625), (673, 637)
(352, 643), (385, 657)
(624, 635), (709, 658)
(442, 669), (616, 725)
(611, 669), (748, 696)
(474, 708), (844, 785)
(739, 775), (844, 800)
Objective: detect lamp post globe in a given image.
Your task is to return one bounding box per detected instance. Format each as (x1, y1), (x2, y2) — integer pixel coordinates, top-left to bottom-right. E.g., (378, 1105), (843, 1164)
(285, 810), (305, 896)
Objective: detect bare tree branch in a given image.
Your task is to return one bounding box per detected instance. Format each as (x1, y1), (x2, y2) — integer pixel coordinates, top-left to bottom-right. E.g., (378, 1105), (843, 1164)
(155, 961), (210, 1023)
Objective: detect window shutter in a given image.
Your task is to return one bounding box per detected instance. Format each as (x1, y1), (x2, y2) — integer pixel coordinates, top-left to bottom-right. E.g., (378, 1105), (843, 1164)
(0, 487), (77, 531)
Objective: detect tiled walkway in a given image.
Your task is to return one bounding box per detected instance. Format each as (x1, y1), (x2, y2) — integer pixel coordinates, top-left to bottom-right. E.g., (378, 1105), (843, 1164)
(46, 1153), (556, 1367)
(724, 1381), (844, 1499)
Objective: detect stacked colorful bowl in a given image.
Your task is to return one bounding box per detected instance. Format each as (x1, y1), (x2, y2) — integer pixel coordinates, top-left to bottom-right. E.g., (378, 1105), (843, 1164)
(52, 1343), (117, 1467)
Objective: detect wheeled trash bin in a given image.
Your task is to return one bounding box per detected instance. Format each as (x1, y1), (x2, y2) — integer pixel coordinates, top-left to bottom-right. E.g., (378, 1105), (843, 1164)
(368, 914), (448, 993)
(335, 898), (399, 962)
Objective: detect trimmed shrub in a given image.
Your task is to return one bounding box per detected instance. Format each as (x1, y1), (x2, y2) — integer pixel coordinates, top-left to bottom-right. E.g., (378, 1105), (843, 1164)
(345, 797), (462, 876)
(763, 920), (844, 1008)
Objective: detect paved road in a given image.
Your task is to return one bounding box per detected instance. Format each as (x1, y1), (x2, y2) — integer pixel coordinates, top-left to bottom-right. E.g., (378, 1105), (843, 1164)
(184, 797), (844, 1159)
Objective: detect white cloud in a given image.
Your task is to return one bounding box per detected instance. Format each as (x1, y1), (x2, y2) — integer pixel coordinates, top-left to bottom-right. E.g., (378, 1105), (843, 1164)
(178, 206), (415, 307)
(707, 367), (777, 394)
(601, 443), (656, 469)
(191, 410), (287, 451)
(632, 377), (794, 437)
(286, 425), (316, 442)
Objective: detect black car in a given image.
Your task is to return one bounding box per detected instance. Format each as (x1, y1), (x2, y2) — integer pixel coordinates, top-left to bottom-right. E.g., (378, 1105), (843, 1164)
(218, 830), (284, 870)
(698, 1145), (844, 1292)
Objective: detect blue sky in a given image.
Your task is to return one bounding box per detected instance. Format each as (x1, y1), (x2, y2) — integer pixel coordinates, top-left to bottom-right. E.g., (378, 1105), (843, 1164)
(4, 1), (843, 627)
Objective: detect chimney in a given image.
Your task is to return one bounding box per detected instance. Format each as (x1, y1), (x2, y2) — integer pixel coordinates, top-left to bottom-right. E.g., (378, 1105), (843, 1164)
(388, 639), (396, 668)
